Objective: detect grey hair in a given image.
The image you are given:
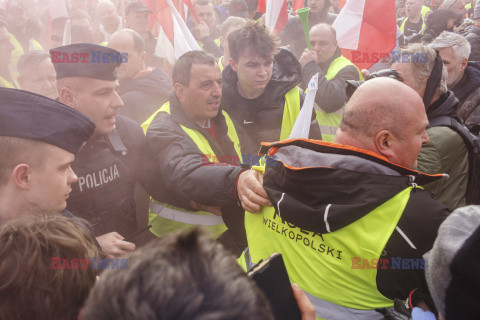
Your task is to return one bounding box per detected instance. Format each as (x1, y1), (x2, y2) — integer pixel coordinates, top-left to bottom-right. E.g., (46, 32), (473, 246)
(429, 31), (471, 61)
(400, 43), (448, 95)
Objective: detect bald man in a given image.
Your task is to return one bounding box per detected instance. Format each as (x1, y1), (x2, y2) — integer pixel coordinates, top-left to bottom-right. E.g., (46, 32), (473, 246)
(108, 29), (171, 124)
(299, 23), (362, 142)
(241, 78), (449, 318)
(96, 0), (123, 42)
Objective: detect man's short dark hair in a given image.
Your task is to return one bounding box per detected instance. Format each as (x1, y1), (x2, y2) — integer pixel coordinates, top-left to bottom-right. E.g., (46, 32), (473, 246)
(172, 50), (216, 86)
(81, 228), (274, 320)
(17, 50), (51, 79)
(228, 19), (279, 61)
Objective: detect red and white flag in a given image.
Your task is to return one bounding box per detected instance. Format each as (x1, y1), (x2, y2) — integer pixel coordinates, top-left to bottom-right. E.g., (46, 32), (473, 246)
(292, 0), (304, 13)
(152, 0), (201, 65)
(265, 0), (288, 35)
(333, 0), (396, 70)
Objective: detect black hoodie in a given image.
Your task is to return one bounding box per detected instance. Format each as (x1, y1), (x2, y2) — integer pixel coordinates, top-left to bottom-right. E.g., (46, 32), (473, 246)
(119, 68), (172, 124)
(222, 49), (321, 158)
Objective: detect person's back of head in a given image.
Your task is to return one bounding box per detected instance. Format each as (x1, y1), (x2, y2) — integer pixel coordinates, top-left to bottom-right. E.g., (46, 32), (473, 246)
(335, 77), (429, 169)
(0, 213), (100, 320)
(81, 228), (273, 320)
(426, 205), (480, 320)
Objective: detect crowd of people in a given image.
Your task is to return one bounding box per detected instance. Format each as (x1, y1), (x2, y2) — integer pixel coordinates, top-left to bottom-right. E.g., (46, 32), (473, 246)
(0, 0), (479, 319)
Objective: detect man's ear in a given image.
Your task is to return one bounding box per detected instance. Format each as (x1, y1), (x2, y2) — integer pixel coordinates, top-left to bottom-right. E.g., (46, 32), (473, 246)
(174, 83), (187, 104)
(230, 58), (238, 72)
(11, 164), (32, 190)
(374, 130), (396, 161)
(59, 87), (77, 108)
(140, 51), (147, 64)
(460, 57), (468, 71)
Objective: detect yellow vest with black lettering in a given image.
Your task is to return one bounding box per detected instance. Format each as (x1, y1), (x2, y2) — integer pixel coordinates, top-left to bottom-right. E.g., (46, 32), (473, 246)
(280, 86), (302, 141)
(0, 75), (18, 88)
(315, 56), (362, 142)
(141, 102), (242, 238)
(240, 186), (416, 319)
(400, 17), (426, 35)
(9, 33), (43, 75)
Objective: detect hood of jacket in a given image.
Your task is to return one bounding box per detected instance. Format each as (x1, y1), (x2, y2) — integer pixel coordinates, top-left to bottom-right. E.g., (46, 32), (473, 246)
(452, 61), (480, 101)
(261, 139), (444, 234)
(119, 68), (171, 99)
(426, 90), (458, 120)
(222, 48), (302, 105)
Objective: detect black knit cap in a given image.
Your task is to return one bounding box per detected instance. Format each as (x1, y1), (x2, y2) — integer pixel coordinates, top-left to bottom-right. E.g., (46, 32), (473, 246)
(0, 88), (95, 154)
(50, 43), (122, 81)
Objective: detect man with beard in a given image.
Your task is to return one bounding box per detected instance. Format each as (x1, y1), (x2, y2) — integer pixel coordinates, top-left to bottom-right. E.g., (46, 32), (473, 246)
(430, 31), (480, 134)
(279, 0), (338, 59)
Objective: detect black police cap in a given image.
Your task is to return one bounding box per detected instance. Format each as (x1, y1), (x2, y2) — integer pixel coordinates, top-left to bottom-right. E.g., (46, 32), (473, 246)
(50, 43), (122, 81)
(0, 88), (95, 154)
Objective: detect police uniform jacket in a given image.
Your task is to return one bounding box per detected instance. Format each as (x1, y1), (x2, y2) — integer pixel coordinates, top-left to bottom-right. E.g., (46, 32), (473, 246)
(67, 115), (148, 237)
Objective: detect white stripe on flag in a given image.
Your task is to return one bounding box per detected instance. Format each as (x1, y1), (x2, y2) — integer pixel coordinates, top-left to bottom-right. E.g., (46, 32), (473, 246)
(265, 0), (284, 32)
(332, 0), (366, 50)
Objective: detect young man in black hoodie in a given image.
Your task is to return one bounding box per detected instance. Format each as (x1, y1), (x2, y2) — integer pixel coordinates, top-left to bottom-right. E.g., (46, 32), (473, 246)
(109, 29), (171, 124)
(222, 19), (321, 160)
(431, 31), (480, 134)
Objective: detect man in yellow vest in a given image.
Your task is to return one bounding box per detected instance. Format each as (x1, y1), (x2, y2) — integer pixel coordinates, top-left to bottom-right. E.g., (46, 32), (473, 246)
(240, 78), (450, 318)
(299, 23), (362, 142)
(143, 50), (271, 255)
(0, 19), (17, 88)
(4, 0), (43, 77)
(222, 19), (321, 159)
(190, 0), (223, 58)
(398, 0), (426, 37)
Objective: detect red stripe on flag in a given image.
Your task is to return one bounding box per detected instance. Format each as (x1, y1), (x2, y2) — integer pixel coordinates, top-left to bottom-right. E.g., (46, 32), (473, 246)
(158, 1), (174, 45)
(258, 0), (266, 13)
(342, 0), (396, 70)
(339, 0), (346, 9)
(292, 0), (304, 13)
(274, 0), (289, 35)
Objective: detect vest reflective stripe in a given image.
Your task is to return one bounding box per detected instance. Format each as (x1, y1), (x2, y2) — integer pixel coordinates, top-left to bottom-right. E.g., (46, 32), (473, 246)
(149, 200), (223, 225)
(244, 186), (415, 311)
(280, 86), (302, 141)
(315, 56), (362, 142)
(9, 34), (43, 73)
(218, 56), (226, 72)
(0, 76), (18, 88)
(143, 102), (242, 237)
(400, 17), (426, 35)
(197, 37), (221, 50)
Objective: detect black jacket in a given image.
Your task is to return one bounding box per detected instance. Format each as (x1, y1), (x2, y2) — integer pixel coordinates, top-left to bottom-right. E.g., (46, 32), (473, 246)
(261, 139), (449, 301)
(464, 25), (480, 62)
(301, 48), (361, 113)
(145, 95), (246, 245)
(222, 49), (321, 159)
(67, 115), (148, 237)
(279, 7), (337, 59)
(452, 62), (480, 134)
(119, 68), (171, 124)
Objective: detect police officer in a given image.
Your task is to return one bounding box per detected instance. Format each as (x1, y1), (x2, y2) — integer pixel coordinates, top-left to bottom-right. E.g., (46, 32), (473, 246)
(51, 43), (150, 258)
(0, 87), (95, 225)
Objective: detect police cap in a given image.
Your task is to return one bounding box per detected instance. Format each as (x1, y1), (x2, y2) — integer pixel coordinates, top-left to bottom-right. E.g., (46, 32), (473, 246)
(50, 43), (122, 81)
(0, 88), (95, 154)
